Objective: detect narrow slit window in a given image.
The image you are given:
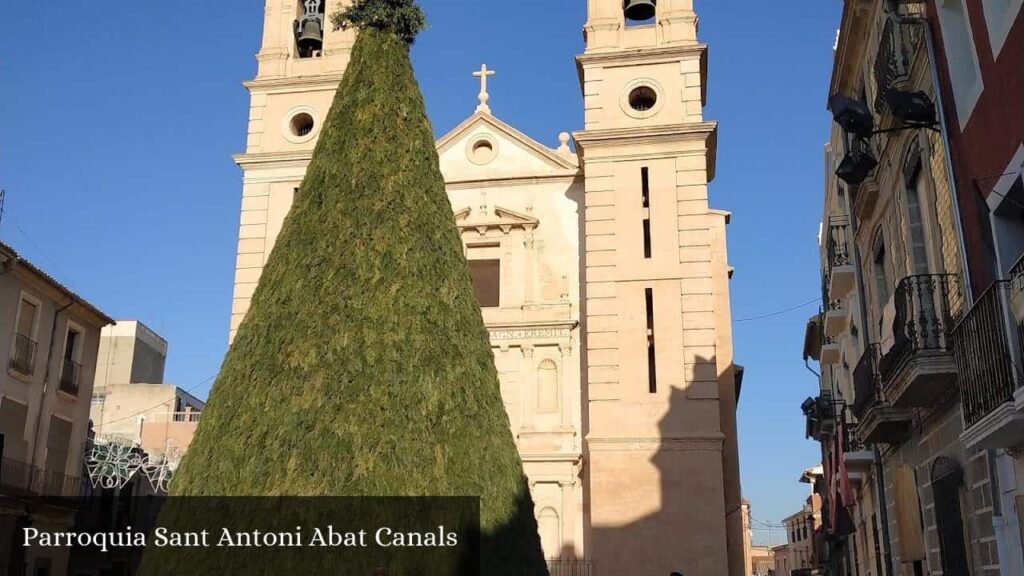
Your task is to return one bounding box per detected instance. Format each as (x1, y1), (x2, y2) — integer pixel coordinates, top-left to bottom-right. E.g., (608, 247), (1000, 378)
(645, 288), (657, 393)
(641, 167), (652, 259)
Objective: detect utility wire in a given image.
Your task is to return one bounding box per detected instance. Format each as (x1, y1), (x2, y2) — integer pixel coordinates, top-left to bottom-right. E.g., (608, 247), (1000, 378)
(12, 221), (64, 275)
(734, 298), (819, 323)
(95, 373), (218, 430)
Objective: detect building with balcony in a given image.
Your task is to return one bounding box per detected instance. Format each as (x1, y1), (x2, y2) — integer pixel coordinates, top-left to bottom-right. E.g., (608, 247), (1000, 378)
(0, 241), (115, 576)
(804, 1), (1023, 575)
(767, 466), (825, 576)
(926, 1), (1024, 573)
(90, 321), (204, 465)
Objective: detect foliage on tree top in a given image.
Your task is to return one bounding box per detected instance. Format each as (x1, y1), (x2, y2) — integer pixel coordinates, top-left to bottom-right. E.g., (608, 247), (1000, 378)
(331, 0), (426, 44)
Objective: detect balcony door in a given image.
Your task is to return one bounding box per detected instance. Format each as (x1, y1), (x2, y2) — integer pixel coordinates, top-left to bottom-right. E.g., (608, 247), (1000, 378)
(904, 165), (932, 276)
(931, 457), (970, 576)
(902, 156), (943, 349)
(989, 175), (1024, 278)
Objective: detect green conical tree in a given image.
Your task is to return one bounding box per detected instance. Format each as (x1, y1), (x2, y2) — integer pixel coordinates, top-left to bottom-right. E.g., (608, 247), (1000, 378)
(137, 1), (548, 574)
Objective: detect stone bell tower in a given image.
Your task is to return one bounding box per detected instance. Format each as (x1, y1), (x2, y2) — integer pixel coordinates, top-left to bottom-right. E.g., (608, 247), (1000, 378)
(573, 1), (743, 574)
(229, 0), (356, 342)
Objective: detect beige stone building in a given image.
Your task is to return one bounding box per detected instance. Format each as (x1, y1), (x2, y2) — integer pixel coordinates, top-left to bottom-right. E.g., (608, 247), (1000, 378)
(90, 321), (205, 464)
(742, 500), (778, 576)
(804, 2), (1024, 575)
(0, 241), (114, 576)
(749, 545), (776, 576)
(228, 0), (742, 573)
(767, 467), (823, 576)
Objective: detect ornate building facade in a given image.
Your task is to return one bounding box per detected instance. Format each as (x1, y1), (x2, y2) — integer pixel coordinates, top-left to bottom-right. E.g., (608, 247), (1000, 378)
(228, 1), (742, 573)
(803, 2), (1024, 576)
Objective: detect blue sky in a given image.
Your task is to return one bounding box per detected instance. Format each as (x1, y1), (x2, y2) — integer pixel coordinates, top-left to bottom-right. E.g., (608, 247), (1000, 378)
(0, 0), (839, 542)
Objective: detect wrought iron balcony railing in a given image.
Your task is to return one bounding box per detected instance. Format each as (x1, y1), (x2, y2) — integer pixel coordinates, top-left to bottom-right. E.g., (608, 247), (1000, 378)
(9, 332), (38, 376)
(873, 16), (924, 114)
(823, 274), (842, 313)
(59, 358), (82, 396)
(954, 280), (1022, 428)
(32, 466), (82, 499)
(546, 559), (592, 576)
(879, 274), (961, 382)
(818, 390), (837, 422)
(826, 217), (853, 270)
(0, 456), (36, 498)
(843, 421), (868, 453)
(0, 457), (81, 500)
(852, 344), (883, 421)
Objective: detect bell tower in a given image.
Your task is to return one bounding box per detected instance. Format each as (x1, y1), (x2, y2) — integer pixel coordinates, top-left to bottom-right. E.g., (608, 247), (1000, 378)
(229, 0), (356, 342)
(573, 1), (743, 574)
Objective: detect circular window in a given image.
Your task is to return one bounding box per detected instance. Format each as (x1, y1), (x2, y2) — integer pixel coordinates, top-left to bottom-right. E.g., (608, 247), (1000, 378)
(628, 86), (658, 112)
(620, 79), (665, 119)
(466, 135), (498, 165)
(290, 113), (315, 137)
(472, 140), (493, 159)
(282, 107), (319, 143)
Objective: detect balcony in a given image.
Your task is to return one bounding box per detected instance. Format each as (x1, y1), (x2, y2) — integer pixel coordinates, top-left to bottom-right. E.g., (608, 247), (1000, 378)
(878, 274), (961, 408)
(59, 358), (81, 397)
(805, 391), (837, 441)
(546, 559), (591, 576)
(0, 457), (81, 502)
(872, 16), (924, 115)
(823, 275), (848, 338)
(33, 467), (82, 500)
(953, 280), (1024, 451)
(826, 217), (855, 299)
(8, 332), (38, 376)
(821, 335), (841, 365)
(852, 344), (910, 444)
(841, 419), (874, 474)
(0, 457), (36, 498)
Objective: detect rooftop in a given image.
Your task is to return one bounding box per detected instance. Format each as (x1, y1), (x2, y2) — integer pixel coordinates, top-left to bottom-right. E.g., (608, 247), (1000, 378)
(0, 240), (115, 325)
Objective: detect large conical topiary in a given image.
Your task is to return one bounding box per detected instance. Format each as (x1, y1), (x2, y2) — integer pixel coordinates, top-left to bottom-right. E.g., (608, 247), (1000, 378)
(138, 1), (548, 574)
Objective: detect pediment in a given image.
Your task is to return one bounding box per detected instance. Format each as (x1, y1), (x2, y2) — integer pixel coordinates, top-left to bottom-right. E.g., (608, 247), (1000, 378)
(454, 205), (539, 234)
(435, 113), (579, 183)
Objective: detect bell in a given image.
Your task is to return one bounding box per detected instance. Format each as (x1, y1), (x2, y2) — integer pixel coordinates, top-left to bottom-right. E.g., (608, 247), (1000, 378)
(294, 14), (323, 54)
(624, 0), (657, 22)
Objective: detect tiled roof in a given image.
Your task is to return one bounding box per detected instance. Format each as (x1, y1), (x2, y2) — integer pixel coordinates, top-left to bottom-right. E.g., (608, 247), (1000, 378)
(0, 241), (115, 325)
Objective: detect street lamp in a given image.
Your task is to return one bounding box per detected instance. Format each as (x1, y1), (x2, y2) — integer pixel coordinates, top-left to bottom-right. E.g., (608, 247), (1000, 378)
(828, 90), (938, 187)
(835, 145), (879, 187)
(829, 94), (874, 139)
(882, 89), (937, 127)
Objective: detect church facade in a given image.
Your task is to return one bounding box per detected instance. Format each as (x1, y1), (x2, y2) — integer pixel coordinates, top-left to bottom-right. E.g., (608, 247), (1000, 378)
(229, 1), (743, 574)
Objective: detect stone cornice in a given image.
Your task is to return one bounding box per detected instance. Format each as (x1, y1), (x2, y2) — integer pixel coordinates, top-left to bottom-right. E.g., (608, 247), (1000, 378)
(573, 122), (718, 180)
(830, 0), (874, 97)
(233, 151), (313, 170)
(455, 206), (539, 234)
(586, 434), (725, 452)
(576, 43), (706, 67)
(485, 321), (579, 345)
(573, 121), (716, 146)
(445, 173), (582, 190)
(486, 319), (579, 333)
(518, 452), (584, 464)
(243, 74), (345, 93)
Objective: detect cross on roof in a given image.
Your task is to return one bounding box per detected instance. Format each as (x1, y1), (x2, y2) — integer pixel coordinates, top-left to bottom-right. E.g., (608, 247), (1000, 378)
(473, 64), (496, 114)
